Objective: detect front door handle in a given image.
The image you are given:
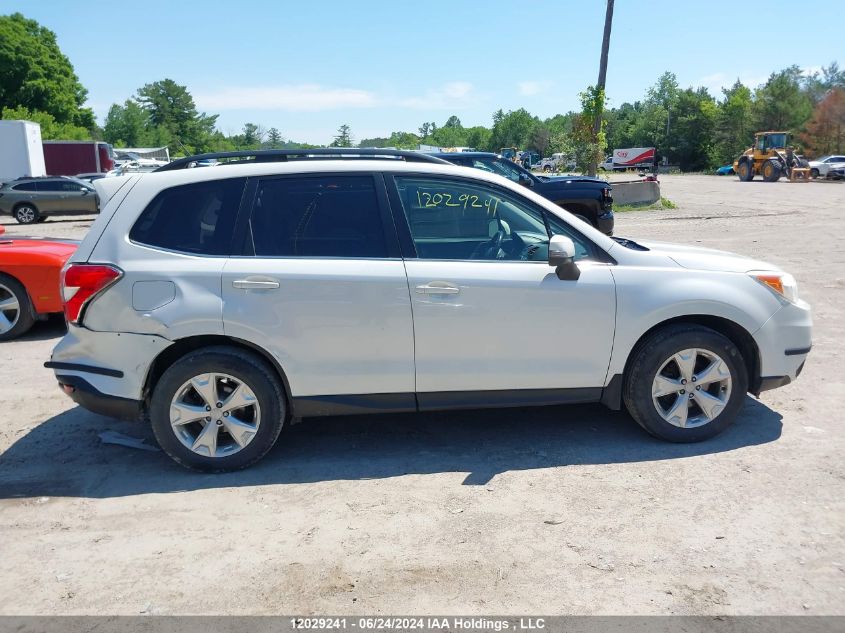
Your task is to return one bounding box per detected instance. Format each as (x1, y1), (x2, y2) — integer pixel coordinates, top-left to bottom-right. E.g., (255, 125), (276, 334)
(233, 278), (280, 290)
(415, 282), (460, 295)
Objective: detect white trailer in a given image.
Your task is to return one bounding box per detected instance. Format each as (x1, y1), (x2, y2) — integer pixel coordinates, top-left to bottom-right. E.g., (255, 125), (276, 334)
(601, 147), (656, 171)
(0, 120), (46, 184)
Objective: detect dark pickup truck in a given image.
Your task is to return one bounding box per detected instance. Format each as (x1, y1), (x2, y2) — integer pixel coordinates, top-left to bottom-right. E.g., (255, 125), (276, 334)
(431, 151), (614, 235)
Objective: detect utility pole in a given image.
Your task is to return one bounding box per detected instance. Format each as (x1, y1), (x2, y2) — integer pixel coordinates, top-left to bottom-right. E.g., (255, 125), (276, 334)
(589, 0), (614, 176)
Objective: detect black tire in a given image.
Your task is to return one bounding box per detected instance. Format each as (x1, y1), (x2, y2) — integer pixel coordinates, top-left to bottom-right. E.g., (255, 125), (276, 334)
(543, 165), (552, 173)
(810, 168), (819, 179)
(13, 204), (40, 225)
(737, 160), (754, 181)
(622, 324), (748, 443)
(0, 273), (36, 341)
(149, 346), (286, 472)
(762, 159), (781, 182)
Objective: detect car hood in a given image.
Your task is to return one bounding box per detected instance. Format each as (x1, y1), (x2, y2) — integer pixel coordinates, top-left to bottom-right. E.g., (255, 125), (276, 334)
(634, 240), (781, 273)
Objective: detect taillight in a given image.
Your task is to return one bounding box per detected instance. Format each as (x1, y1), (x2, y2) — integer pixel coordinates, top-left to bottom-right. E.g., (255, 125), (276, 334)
(62, 263), (122, 325)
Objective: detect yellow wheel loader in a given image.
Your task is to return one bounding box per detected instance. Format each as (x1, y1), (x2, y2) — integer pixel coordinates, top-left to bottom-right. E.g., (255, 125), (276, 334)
(733, 131), (808, 182)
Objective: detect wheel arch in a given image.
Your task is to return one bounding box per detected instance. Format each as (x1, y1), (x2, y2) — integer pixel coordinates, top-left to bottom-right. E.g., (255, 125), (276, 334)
(12, 200), (40, 213)
(142, 334), (295, 417)
(0, 270), (37, 317)
(604, 314), (761, 410)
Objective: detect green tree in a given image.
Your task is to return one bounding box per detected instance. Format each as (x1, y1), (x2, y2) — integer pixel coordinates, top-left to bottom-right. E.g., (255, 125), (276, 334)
(330, 124), (353, 147)
(671, 87), (717, 171)
(387, 131), (420, 149)
(1, 105), (90, 140)
(265, 127), (283, 149)
(103, 100), (149, 146)
(571, 86), (607, 173)
(527, 121), (551, 156)
(0, 13), (94, 129)
(753, 66), (813, 132)
(464, 126), (492, 151)
(712, 80), (754, 166)
(135, 79), (218, 153)
(489, 108), (537, 151)
(357, 136), (391, 148)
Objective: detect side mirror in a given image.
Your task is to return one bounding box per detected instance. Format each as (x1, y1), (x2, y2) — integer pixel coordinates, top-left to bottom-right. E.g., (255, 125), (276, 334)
(548, 234), (580, 280)
(519, 174), (534, 188)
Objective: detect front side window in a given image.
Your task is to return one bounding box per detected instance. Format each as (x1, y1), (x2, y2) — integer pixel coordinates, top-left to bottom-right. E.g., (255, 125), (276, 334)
(129, 178), (245, 255)
(394, 176), (591, 261)
(248, 175), (387, 258)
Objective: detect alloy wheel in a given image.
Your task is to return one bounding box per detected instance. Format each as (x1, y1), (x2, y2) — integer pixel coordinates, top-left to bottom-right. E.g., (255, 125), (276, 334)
(651, 348), (732, 428)
(170, 372), (261, 458)
(15, 206), (36, 223)
(0, 283), (21, 334)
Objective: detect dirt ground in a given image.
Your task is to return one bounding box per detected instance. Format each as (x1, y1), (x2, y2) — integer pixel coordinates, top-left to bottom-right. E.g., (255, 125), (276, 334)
(0, 175), (843, 616)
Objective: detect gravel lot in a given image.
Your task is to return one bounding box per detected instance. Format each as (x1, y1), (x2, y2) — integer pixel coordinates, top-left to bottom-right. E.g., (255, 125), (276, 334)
(1, 175), (843, 615)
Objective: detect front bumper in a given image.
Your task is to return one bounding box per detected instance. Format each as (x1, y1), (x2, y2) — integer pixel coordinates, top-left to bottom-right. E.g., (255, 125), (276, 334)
(752, 298), (812, 393)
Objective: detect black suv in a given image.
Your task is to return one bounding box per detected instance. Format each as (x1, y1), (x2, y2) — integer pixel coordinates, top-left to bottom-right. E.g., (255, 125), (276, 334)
(431, 152), (614, 235)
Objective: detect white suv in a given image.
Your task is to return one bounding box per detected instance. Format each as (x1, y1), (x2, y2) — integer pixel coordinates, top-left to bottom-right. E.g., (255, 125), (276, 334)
(47, 150), (812, 471)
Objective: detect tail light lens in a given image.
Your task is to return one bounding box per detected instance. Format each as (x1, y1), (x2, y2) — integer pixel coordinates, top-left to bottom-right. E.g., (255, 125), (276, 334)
(62, 263), (122, 325)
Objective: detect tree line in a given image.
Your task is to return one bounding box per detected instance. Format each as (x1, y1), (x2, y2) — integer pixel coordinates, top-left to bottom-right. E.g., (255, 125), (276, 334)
(2, 12), (843, 172)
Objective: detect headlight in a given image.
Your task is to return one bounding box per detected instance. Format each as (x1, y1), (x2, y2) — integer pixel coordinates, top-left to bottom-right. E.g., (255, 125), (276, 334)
(749, 271), (799, 304)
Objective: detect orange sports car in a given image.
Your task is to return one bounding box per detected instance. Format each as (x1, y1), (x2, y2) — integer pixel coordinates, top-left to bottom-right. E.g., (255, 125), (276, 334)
(0, 224), (77, 340)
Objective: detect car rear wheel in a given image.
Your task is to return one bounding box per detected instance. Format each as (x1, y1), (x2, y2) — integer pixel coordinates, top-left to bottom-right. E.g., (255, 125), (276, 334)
(0, 274), (36, 341)
(810, 168), (819, 179)
(623, 324), (748, 442)
(543, 165), (552, 173)
(13, 204), (40, 224)
(149, 346), (286, 472)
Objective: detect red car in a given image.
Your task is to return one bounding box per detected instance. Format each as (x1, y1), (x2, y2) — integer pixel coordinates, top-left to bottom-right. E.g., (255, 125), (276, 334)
(0, 224), (77, 340)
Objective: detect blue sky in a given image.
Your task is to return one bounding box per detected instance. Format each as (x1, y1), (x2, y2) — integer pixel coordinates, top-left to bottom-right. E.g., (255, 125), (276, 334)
(4, 0), (841, 144)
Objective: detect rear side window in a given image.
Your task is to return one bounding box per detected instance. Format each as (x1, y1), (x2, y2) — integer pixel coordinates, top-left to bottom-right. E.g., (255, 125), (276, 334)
(12, 182), (38, 191)
(248, 175), (387, 258)
(129, 178), (245, 255)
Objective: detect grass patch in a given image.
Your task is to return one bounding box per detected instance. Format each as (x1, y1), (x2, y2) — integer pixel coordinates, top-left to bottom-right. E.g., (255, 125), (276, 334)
(616, 196), (677, 212)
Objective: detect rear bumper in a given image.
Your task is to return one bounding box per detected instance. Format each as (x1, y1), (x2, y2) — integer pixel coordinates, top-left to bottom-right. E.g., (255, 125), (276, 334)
(597, 209), (614, 236)
(48, 324), (171, 403)
(55, 374), (142, 421)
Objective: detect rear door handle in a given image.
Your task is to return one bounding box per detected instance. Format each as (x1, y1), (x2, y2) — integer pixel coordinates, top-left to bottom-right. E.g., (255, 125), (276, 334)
(233, 278), (280, 290)
(415, 282), (460, 295)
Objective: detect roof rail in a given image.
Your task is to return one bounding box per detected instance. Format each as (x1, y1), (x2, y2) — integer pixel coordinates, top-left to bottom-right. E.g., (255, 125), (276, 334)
(154, 148), (452, 172)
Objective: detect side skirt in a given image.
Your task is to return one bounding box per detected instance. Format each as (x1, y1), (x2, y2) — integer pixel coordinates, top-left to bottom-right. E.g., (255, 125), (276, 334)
(291, 388), (604, 418)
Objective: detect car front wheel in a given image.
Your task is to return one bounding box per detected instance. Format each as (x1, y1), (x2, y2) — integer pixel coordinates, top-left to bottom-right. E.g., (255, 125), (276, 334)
(623, 324), (748, 442)
(149, 346), (286, 472)
(13, 204), (40, 224)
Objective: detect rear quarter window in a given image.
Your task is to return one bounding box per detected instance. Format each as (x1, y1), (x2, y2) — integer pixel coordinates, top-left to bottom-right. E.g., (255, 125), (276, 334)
(129, 178), (246, 255)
